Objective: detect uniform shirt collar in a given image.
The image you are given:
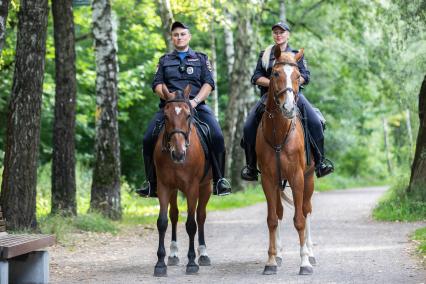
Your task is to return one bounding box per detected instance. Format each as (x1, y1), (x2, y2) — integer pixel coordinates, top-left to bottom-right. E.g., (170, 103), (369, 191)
(172, 47), (196, 58)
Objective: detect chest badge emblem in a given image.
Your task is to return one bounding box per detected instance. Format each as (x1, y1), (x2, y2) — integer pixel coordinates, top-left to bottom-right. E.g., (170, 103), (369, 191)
(186, 67), (194, 75)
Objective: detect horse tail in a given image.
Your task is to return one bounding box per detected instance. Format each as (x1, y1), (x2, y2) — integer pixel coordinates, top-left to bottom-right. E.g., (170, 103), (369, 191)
(280, 187), (294, 207)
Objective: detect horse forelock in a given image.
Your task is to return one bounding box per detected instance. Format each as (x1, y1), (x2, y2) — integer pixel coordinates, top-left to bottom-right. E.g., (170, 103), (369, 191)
(276, 52), (297, 64)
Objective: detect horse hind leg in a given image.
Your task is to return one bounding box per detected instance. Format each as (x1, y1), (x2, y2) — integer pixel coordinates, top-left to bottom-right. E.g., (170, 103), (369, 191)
(168, 190), (179, 266)
(197, 182), (212, 266)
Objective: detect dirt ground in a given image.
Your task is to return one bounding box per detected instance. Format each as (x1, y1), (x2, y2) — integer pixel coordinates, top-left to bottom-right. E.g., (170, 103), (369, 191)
(49, 186), (426, 283)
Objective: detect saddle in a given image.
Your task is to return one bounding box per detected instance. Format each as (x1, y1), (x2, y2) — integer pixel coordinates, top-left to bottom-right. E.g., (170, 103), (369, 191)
(152, 113), (211, 181)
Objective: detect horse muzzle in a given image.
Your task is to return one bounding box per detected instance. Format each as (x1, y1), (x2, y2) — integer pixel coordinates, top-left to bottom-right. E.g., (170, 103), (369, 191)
(171, 150), (187, 163)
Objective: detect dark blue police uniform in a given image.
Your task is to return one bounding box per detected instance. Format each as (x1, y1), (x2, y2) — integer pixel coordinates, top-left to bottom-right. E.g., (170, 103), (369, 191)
(141, 48), (229, 196)
(241, 44), (330, 179)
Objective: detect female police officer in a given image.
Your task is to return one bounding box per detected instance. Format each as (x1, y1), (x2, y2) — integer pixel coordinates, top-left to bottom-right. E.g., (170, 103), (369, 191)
(240, 22), (334, 181)
(137, 21), (231, 197)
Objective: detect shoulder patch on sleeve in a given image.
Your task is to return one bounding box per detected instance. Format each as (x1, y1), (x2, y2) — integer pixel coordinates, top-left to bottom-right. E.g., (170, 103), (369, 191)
(206, 60), (212, 72)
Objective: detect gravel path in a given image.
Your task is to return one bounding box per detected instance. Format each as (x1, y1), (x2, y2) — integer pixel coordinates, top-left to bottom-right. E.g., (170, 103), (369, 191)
(49, 186), (425, 283)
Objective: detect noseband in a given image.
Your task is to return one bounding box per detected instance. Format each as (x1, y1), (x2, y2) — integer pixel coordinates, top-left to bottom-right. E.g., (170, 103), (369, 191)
(162, 98), (193, 152)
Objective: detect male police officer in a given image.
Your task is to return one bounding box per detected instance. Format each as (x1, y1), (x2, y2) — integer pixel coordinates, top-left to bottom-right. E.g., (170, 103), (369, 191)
(137, 21), (232, 197)
(240, 22), (334, 181)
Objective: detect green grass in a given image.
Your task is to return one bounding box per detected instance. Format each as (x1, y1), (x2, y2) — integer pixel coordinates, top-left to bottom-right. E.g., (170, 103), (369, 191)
(412, 227), (426, 257)
(31, 162), (389, 242)
(373, 176), (426, 222)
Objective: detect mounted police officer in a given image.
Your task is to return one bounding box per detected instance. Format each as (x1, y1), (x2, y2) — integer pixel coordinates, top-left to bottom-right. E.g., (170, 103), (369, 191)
(241, 22), (334, 181)
(137, 21), (232, 197)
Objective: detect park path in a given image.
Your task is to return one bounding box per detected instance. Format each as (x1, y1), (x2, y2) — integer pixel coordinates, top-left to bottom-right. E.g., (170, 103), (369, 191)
(49, 186), (425, 283)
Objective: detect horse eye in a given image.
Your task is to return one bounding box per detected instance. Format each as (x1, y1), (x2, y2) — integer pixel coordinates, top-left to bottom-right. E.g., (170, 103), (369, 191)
(273, 72), (280, 77)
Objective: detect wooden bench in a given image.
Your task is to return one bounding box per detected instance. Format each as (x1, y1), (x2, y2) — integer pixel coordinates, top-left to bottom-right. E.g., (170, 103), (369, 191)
(0, 207), (55, 284)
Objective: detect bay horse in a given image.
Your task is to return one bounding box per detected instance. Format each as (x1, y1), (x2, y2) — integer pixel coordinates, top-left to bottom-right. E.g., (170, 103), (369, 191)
(153, 85), (212, 277)
(256, 46), (316, 275)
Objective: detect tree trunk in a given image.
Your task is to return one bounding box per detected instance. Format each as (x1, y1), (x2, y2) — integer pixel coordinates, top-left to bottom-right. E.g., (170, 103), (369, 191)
(224, 5), (259, 191)
(279, 0), (286, 22)
(406, 108), (413, 157)
(210, 1), (218, 118)
(223, 10), (234, 76)
(0, 0), (48, 230)
(382, 117), (393, 175)
(51, 0), (77, 216)
(156, 0), (173, 51)
(90, 0), (121, 220)
(0, 0), (10, 56)
(408, 75), (426, 201)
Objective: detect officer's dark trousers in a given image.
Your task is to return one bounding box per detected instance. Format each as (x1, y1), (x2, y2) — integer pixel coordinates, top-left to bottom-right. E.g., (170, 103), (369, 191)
(242, 92), (324, 164)
(143, 103), (226, 184)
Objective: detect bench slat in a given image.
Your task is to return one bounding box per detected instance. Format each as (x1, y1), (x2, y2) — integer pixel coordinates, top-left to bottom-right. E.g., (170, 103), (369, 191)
(0, 235), (55, 259)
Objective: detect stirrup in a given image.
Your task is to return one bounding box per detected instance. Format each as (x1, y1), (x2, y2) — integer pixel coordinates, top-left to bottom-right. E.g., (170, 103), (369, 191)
(240, 166), (259, 181)
(213, 178), (231, 196)
(136, 181), (154, 198)
(316, 158), (334, 178)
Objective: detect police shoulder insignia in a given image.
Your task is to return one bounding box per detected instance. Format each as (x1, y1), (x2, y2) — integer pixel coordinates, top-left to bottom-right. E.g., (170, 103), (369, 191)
(206, 60), (212, 72)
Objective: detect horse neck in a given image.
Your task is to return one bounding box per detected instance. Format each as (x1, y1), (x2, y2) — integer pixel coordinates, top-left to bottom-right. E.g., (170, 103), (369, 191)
(263, 91), (292, 145)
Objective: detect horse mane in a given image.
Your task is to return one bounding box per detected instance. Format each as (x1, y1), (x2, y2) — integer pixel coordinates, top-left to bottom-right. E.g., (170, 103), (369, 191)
(174, 89), (186, 101)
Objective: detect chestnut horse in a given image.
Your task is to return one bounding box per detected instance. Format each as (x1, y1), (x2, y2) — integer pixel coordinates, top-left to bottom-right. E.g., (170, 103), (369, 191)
(153, 85), (212, 277)
(256, 46), (316, 275)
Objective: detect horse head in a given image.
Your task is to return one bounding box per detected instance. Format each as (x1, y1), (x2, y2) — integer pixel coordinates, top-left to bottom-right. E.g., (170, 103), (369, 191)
(270, 46), (304, 119)
(162, 84), (193, 164)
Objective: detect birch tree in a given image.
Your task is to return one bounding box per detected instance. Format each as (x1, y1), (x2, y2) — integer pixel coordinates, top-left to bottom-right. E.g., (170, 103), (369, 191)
(0, 0), (10, 56)
(90, 0), (121, 220)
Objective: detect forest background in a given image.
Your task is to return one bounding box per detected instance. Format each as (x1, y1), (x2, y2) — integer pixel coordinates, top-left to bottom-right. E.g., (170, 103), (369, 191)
(0, 0), (425, 234)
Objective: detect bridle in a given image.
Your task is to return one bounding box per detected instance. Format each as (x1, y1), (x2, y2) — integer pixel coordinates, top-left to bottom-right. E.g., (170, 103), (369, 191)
(262, 60), (299, 188)
(162, 98), (194, 152)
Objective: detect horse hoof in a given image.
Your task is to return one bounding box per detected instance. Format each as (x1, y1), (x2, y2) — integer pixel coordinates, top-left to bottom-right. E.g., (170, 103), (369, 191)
(198, 255), (211, 266)
(186, 263), (199, 275)
(263, 265), (277, 275)
(167, 256), (179, 266)
(276, 257), (282, 267)
(309, 256), (317, 266)
(299, 266), (313, 275)
(154, 263), (167, 277)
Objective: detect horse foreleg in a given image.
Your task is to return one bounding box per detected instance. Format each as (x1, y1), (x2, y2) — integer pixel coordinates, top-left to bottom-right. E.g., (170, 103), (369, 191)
(275, 189), (284, 267)
(185, 188), (199, 275)
(154, 184), (170, 277)
(303, 172), (316, 266)
(262, 177), (279, 275)
(197, 182), (212, 266)
(168, 190), (179, 266)
(290, 172), (312, 275)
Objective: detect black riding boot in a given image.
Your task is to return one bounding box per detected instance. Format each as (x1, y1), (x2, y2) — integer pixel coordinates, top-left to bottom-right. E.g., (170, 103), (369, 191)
(314, 138), (334, 178)
(136, 155), (157, 198)
(240, 143), (258, 181)
(212, 152), (232, 196)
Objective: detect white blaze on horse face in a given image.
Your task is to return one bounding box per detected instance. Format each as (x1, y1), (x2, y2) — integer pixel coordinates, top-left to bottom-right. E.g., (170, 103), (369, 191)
(283, 65), (295, 112)
(175, 106), (183, 115)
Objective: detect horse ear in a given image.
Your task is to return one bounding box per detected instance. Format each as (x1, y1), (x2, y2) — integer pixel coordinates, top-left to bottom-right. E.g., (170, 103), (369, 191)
(183, 84), (191, 99)
(162, 84), (172, 100)
(274, 45), (281, 60)
(295, 48), (304, 62)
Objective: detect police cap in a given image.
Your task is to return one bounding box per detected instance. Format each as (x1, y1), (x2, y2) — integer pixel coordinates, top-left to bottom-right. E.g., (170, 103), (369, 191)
(272, 22), (290, 32)
(171, 21), (190, 32)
